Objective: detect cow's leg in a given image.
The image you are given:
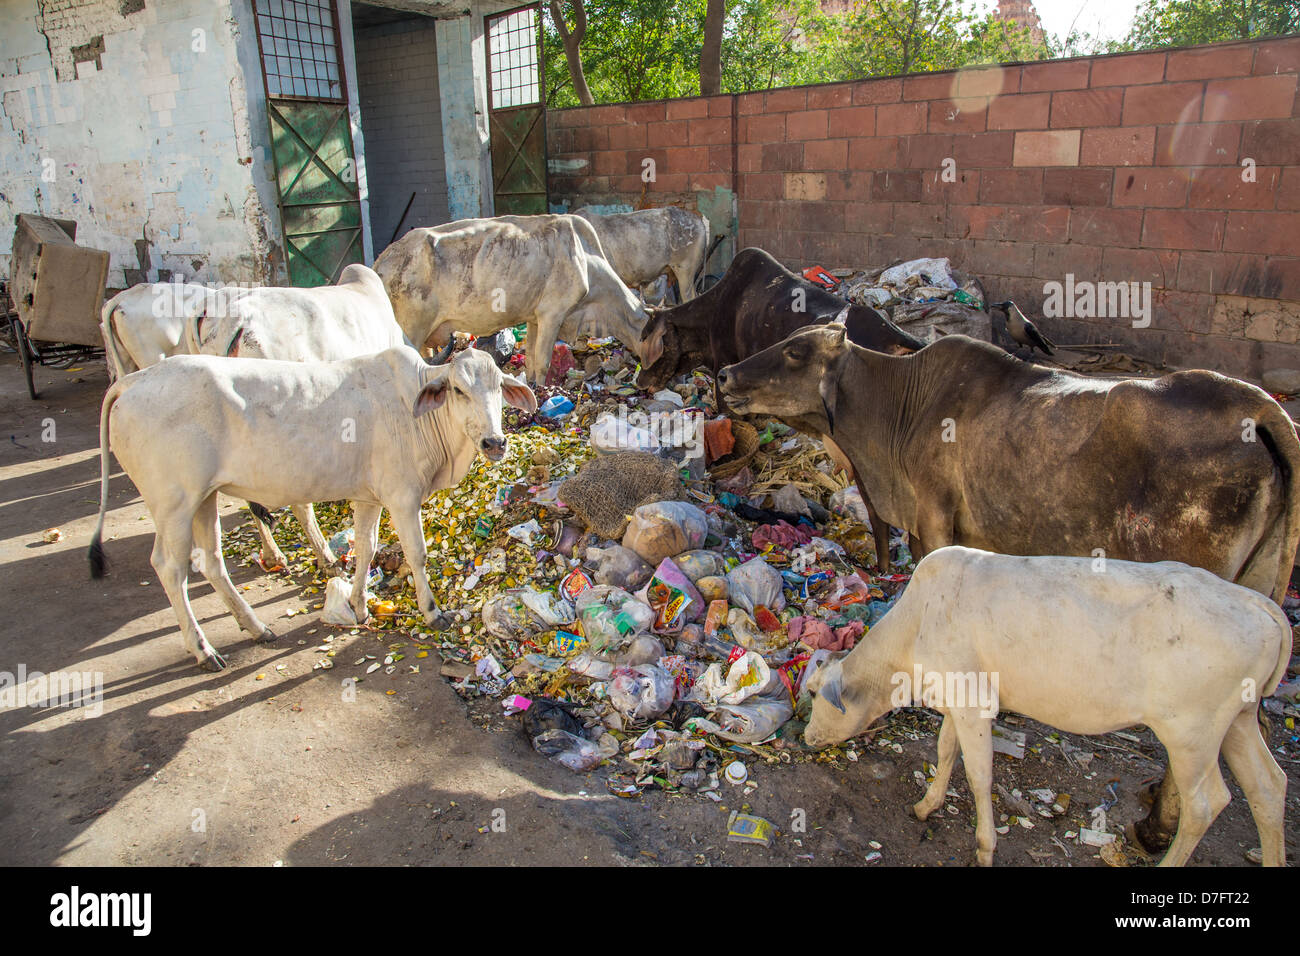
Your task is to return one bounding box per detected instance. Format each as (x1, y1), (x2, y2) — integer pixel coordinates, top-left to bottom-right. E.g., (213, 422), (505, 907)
(913, 713), (958, 820)
(192, 492), (273, 641)
(348, 500), (383, 625)
(865, 497), (892, 574)
(951, 713), (997, 866)
(250, 503), (289, 571)
(150, 503), (226, 671)
(388, 499), (450, 630)
(1220, 707), (1287, 866)
(527, 316), (561, 386)
(1157, 745), (1232, 867)
(291, 503), (340, 574)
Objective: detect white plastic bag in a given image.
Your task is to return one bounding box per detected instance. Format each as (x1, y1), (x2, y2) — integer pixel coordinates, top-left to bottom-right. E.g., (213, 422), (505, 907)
(591, 412), (660, 455)
(694, 650), (771, 707)
(726, 556), (785, 615)
(322, 577), (363, 626)
(608, 664), (676, 721)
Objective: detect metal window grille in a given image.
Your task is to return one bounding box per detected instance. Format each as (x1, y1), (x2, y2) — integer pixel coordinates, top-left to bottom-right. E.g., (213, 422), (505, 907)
(253, 0), (344, 101)
(488, 6), (540, 109)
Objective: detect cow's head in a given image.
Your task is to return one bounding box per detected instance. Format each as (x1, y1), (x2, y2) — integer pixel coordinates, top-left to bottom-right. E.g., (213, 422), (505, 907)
(413, 348), (536, 461)
(803, 654), (889, 749)
(716, 323), (850, 433)
(574, 254), (649, 358)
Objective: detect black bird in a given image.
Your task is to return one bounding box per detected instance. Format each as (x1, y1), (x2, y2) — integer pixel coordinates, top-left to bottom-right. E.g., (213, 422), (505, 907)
(994, 300), (1055, 357)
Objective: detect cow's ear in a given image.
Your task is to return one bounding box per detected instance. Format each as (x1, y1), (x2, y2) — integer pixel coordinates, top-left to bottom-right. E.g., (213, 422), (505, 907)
(413, 367), (451, 417)
(640, 322), (665, 369)
(819, 668), (847, 714)
(831, 304), (849, 326)
(500, 372), (537, 414)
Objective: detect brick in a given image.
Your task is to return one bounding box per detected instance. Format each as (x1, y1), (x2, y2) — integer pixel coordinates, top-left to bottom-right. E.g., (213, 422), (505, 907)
(928, 97), (988, 132)
(765, 88), (807, 111)
(829, 105), (875, 137)
(948, 204), (1007, 239)
(853, 78), (902, 104)
(1188, 166), (1281, 209)
(786, 109), (829, 140)
(871, 169), (923, 202)
(784, 173), (827, 201)
(826, 169), (873, 202)
(647, 119), (689, 146)
(742, 172), (784, 199)
(1021, 59), (1091, 92)
(708, 146), (732, 172)
(902, 133), (953, 169)
(736, 143), (763, 173)
(1101, 246), (1180, 286)
(591, 150), (624, 176)
(1013, 129), (1081, 166)
(903, 72), (954, 101)
(951, 131), (1014, 167)
(625, 102), (667, 122)
(1043, 167), (1112, 206)
(845, 201), (894, 234)
(736, 92), (766, 115)
(1142, 209), (1226, 250)
(849, 136), (902, 168)
(922, 168), (980, 203)
(708, 96), (733, 117)
(1253, 36), (1300, 76)
(1122, 82), (1204, 126)
(1050, 88), (1122, 127)
(1155, 122), (1241, 165)
(979, 168), (1043, 204)
(807, 83), (853, 109)
(739, 199), (781, 230)
(1203, 74), (1298, 121)
(780, 198), (840, 231)
(690, 172), (730, 190)
(1089, 52), (1166, 87)
(1113, 168), (1188, 207)
(1174, 251), (1299, 298)
(572, 126), (608, 151)
(743, 113), (786, 142)
(953, 66), (1019, 98)
(1240, 119), (1300, 164)
(967, 239), (1037, 276)
(1166, 45), (1254, 80)
(607, 123), (647, 149)
(688, 117), (731, 145)
(661, 145), (710, 173)
(1034, 242), (1104, 281)
(987, 92), (1051, 130)
(761, 142), (804, 171)
(667, 98), (710, 119)
(1223, 211), (1300, 254)
(893, 203), (946, 237)
(1278, 167), (1300, 210)
(1069, 207), (1144, 246)
(1080, 126), (1155, 166)
(876, 101), (927, 135)
(805, 138), (848, 169)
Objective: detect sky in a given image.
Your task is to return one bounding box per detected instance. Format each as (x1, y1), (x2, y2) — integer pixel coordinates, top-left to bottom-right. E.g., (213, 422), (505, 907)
(974, 0), (1145, 46)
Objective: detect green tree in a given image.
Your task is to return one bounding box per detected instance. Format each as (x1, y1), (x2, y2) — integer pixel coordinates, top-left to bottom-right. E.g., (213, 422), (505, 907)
(1122, 0), (1299, 49)
(720, 0), (820, 92)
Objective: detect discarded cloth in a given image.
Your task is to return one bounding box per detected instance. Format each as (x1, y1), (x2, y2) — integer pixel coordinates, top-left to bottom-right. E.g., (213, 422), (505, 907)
(788, 616), (864, 652)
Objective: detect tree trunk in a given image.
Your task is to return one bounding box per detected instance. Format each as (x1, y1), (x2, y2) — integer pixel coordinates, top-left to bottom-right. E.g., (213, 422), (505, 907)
(549, 0), (594, 106)
(700, 0), (725, 96)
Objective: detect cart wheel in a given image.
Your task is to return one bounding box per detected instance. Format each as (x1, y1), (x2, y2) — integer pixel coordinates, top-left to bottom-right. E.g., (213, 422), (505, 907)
(13, 317), (38, 400)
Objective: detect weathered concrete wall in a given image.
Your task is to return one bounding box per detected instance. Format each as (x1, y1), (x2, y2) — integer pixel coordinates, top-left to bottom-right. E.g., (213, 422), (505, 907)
(0, 0), (282, 287)
(547, 36), (1300, 383)
(354, 15), (450, 246)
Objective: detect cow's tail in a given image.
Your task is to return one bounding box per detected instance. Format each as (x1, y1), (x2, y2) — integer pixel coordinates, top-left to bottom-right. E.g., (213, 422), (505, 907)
(100, 301), (135, 382)
(1250, 399), (1300, 606)
(88, 379), (126, 579)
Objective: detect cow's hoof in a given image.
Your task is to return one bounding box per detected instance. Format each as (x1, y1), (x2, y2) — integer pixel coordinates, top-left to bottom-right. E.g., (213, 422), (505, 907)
(911, 801), (934, 822)
(1133, 812), (1175, 854)
(255, 627), (277, 644)
(198, 650), (228, 672)
(425, 609), (451, 631)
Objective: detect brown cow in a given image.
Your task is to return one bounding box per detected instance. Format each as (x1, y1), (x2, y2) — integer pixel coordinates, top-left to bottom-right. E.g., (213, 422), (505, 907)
(718, 323), (1300, 850)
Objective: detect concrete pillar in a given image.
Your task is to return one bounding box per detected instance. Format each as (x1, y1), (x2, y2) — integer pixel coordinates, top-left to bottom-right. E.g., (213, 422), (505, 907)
(435, 7), (493, 220)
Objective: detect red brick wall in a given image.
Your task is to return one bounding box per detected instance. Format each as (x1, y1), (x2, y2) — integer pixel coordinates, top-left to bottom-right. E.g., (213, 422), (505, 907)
(546, 36), (1300, 381)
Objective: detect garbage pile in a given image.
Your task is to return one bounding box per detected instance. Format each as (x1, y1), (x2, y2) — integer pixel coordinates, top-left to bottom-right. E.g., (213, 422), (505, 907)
(836, 257), (991, 343)
(225, 327), (917, 799)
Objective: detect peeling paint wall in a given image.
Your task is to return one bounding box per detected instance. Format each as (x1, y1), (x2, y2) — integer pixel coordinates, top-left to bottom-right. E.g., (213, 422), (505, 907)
(0, 0), (281, 286)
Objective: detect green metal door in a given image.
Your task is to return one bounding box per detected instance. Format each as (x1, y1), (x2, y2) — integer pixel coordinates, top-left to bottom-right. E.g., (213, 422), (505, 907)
(487, 4), (548, 215)
(253, 0), (363, 286)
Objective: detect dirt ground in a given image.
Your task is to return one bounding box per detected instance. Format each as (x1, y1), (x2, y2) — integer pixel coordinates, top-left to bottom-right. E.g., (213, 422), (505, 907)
(1, 351), (1296, 867)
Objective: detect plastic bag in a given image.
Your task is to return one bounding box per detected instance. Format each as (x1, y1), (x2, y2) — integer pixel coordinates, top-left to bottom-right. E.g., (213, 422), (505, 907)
(532, 729), (617, 772)
(829, 485), (872, 526)
(608, 664), (676, 721)
(638, 557), (704, 632)
(714, 692), (795, 743)
(694, 650), (771, 707)
(878, 257), (957, 292)
(519, 588), (575, 627)
(585, 544), (653, 591)
(673, 549), (728, 582)
(726, 556), (785, 615)
(622, 501), (709, 565)
(591, 412), (660, 455)
(322, 576), (363, 626)
(790, 537), (847, 574)
(574, 585), (655, 652)
(482, 588), (561, 641)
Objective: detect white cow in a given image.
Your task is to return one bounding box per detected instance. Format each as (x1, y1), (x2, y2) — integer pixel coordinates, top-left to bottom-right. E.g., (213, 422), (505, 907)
(805, 546), (1290, 868)
(89, 346), (535, 670)
(100, 282), (242, 381)
(373, 214), (649, 384)
(573, 206), (710, 303)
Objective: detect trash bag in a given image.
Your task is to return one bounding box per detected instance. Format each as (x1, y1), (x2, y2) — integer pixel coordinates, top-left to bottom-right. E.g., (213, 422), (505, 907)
(482, 589), (559, 641)
(532, 729), (616, 772)
(714, 692), (795, 743)
(622, 501), (709, 565)
(590, 412), (660, 455)
(673, 549), (728, 582)
(829, 485), (872, 526)
(574, 585), (655, 652)
(726, 556), (785, 615)
(693, 650), (771, 707)
(638, 557), (704, 632)
(769, 483), (812, 518)
(608, 664), (676, 721)
(521, 697), (586, 738)
(585, 544), (654, 591)
(322, 576), (363, 626)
